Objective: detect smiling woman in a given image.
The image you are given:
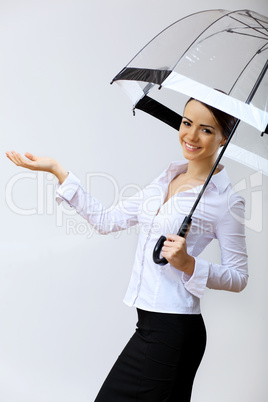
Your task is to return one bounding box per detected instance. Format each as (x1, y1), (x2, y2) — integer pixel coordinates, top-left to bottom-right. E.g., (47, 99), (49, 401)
(5, 96), (248, 402)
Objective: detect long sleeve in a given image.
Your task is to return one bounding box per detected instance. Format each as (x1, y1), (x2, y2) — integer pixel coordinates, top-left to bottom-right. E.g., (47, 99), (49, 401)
(56, 172), (144, 234)
(182, 194), (248, 298)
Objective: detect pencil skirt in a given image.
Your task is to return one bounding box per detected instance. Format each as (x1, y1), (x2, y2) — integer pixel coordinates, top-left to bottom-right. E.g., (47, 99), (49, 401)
(94, 308), (206, 402)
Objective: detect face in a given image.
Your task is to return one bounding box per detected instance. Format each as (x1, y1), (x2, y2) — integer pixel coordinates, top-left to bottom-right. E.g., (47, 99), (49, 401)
(179, 100), (226, 165)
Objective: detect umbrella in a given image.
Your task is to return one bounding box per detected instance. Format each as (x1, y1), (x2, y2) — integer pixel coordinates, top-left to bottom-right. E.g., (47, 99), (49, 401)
(111, 9), (268, 265)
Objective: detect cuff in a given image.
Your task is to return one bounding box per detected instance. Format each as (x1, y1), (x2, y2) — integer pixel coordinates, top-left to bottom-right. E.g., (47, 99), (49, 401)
(55, 171), (81, 205)
(181, 257), (209, 298)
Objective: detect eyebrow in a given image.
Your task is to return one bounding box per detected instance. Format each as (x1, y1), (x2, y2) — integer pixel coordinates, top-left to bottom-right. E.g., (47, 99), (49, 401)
(182, 116), (216, 130)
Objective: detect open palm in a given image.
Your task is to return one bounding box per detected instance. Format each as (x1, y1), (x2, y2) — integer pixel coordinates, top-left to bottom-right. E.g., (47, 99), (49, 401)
(6, 151), (57, 173)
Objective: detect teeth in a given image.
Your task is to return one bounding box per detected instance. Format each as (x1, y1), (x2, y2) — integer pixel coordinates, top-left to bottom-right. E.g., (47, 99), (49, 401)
(185, 142), (199, 150)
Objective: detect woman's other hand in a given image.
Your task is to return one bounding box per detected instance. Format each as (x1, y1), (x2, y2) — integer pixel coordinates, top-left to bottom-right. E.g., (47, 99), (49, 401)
(161, 234), (195, 276)
(6, 151), (56, 172)
(6, 151), (69, 183)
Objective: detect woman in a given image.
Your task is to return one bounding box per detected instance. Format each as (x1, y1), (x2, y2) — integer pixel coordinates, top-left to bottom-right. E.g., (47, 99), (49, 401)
(6, 98), (248, 401)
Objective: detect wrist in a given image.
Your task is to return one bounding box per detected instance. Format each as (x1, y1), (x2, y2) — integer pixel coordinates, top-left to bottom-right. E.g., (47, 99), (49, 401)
(51, 162), (68, 184)
(183, 255), (195, 276)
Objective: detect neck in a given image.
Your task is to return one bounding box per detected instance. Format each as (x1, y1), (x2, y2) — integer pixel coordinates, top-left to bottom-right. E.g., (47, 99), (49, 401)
(185, 159), (219, 181)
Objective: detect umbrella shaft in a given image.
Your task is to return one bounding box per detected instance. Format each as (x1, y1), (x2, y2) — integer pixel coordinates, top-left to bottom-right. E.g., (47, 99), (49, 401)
(246, 59), (268, 105)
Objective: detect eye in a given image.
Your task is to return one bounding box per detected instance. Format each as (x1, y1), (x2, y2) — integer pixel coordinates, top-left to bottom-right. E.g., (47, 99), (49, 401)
(182, 120), (191, 127)
(202, 128), (212, 134)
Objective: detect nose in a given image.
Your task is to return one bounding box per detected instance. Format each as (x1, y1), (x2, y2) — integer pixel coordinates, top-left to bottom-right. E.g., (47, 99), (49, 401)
(187, 126), (199, 142)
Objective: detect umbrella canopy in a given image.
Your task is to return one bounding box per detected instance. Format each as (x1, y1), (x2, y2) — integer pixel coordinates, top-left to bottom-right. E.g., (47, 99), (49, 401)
(112, 9), (268, 175)
(111, 9), (268, 264)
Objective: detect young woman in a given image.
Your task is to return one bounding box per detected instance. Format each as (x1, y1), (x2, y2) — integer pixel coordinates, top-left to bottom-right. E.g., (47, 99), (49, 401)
(6, 99), (248, 401)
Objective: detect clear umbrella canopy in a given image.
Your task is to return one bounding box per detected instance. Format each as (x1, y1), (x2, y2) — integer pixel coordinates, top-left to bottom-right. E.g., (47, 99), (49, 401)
(112, 9), (268, 175)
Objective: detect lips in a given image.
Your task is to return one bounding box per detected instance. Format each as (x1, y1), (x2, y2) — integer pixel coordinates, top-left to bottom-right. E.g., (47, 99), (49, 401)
(184, 141), (201, 151)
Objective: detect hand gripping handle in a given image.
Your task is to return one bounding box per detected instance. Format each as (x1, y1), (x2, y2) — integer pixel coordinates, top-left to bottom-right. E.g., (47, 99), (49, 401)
(152, 216), (192, 265)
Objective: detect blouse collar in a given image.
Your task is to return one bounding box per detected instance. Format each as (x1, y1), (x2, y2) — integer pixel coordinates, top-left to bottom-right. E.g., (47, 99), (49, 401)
(157, 160), (231, 195)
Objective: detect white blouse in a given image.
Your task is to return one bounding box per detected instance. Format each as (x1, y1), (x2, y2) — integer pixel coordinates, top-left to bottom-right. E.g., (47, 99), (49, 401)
(56, 160), (248, 314)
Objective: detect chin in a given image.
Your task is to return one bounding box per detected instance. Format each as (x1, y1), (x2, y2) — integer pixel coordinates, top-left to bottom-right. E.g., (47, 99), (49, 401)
(183, 151), (202, 161)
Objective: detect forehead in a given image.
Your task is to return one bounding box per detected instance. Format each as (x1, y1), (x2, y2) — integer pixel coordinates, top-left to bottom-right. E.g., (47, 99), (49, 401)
(184, 100), (218, 125)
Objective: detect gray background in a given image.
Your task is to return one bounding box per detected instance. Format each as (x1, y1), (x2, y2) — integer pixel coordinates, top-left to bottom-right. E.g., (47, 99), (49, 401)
(0, 1), (267, 401)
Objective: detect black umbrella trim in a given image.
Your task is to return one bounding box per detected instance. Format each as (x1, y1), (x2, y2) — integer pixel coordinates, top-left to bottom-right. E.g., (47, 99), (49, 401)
(261, 124), (268, 136)
(112, 67), (172, 85)
(135, 95), (182, 131)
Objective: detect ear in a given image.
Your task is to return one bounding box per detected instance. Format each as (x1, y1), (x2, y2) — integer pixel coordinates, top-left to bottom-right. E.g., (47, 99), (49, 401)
(220, 136), (227, 146)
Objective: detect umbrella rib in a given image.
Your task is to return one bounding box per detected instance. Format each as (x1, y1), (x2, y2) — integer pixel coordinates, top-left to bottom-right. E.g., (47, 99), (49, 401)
(229, 15), (268, 38)
(191, 30), (228, 47)
(171, 13), (236, 72)
(226, 25), (267, 38)
(228, 31), (268, 40)
(247, 11), (268, 34)
(116, 10), (222, 73)
(172, 12), (268, 72)
(196, 28), (267, 48)
(228, 43), (268, 94)
(232, 25), (268, 31)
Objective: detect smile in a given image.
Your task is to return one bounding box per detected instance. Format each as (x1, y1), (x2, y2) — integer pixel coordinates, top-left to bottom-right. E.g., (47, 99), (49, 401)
(184, 141), (201, 151)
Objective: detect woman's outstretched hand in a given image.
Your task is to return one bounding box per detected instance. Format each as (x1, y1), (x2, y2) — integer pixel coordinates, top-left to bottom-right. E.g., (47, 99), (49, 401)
(6, 151), (69, 183)
(6, 151), (56, 172)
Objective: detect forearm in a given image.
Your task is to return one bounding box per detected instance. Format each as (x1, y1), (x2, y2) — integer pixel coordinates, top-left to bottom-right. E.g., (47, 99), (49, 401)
(56, 172), (140, 234)
(183, 255), (195, 276)
(182, 257), (248, 300)
(206, 261), (248, 292)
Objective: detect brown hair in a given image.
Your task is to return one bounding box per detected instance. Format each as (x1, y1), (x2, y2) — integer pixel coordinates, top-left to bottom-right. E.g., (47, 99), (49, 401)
(185, 96), (237, 140)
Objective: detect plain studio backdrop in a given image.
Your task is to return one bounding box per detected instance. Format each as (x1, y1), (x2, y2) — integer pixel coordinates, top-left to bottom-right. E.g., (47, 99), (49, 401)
(0, 1), (267, 401)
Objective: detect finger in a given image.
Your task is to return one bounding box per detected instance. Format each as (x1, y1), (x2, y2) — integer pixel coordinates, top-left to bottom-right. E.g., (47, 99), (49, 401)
(5, 152), (15, 165)
(18, 153), (35, 168)
(5, 151), (13, 161)
(12, 151), (26, 165)
(161, 249), (169, 257)
(12, 151), (34, 168)
(164, 240), (177, 247)
(162, 247), (175, 256)
(162, 242), (182, 251)
(161, 250), (171, 261)
(6, 151), (21, 165)
(24, 152), (37, 161)
(6, 150), (16, 157)
(166, 234), (181, 242)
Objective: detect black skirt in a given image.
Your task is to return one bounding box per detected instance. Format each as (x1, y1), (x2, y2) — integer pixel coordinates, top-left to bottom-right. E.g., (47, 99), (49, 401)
(94, 308), (206, 402)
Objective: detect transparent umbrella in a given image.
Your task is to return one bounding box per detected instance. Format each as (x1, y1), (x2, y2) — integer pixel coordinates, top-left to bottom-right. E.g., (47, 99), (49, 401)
(111, 9), (268, 265)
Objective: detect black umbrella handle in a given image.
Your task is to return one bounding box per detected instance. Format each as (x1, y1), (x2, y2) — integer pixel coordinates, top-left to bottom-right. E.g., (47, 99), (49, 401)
(153, 235), (168, 265)
(153, 216), (192, 265)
